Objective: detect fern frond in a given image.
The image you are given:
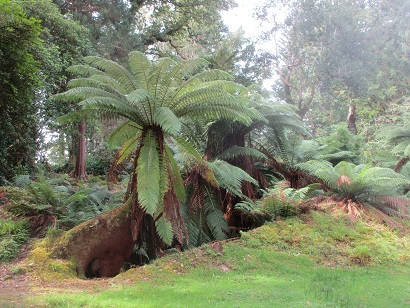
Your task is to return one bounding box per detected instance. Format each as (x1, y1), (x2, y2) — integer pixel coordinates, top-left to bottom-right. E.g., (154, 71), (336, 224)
(79, 97), (140, 121)
(297, 160), (339, 190)
(203, 186), (228, 240)
(126, 89), (159, 124)
(137, 130), (160, 215)
(108, 120), (142, 150)
(53, 87), (123, 103)
(153, 107), (182, 136)
(217, 146), (267, 161)
(174, 137), (218, 187)
(208, 160), (258, 198)
(148, 57), (177, 102)
(165, 146), (186, 203)
(155, 216), (174, 245)
(170, 69), (233, 100)
(67, 64), (102, 77)
(128, 51), (152, 89)
(83, 56), (138, 92)
(116, 134), (141, 165)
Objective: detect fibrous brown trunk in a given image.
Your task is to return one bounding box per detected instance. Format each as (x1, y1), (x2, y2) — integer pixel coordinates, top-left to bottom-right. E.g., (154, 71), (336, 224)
(347, 104), (358, 135)
(54, 199), (134, 278)
(394, 157), (409, 173)
(72, 122), (87, 181)
(219, 129), (268, 229)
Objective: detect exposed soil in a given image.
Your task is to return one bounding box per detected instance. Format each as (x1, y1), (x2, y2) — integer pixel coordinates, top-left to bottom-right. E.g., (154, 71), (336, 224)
(0, 241), (115, 306)
(0, 242), (31, 305)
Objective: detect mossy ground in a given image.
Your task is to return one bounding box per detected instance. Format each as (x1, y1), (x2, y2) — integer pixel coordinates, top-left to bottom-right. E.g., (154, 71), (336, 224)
(23, 204), (409, 307)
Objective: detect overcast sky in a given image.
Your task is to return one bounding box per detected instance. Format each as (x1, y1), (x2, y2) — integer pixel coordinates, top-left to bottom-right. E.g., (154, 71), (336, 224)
(221, 0), (264, 37)
(221, 0), (283, 89)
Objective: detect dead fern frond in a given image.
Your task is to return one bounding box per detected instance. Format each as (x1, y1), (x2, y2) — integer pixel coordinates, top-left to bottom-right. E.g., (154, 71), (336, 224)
(337, 174), (352, 186)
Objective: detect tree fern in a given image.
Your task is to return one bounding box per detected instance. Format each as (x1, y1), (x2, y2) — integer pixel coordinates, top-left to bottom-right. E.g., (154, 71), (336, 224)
(297, 160), (410, 219)
(55, 51), (256, 252)
(208, 160), (258, 198)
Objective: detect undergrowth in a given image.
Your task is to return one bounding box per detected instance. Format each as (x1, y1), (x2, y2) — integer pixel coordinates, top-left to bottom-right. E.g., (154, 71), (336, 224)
(26, 204), (410, 307)
(0, 219), (29, 263)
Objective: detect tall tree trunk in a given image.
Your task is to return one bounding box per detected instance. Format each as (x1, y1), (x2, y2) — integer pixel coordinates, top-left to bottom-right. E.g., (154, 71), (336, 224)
(68, 133), (76, 171)
(347, 104), (358, 135)
(72, 122), (87, 181)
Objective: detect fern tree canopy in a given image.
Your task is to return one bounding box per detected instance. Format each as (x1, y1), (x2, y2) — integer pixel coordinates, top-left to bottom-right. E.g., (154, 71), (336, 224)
(54, 51), (256, 252)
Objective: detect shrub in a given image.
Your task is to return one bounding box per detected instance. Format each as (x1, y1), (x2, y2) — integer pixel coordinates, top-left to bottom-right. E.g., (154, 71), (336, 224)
(260, 194), (297, 218)
(0, 219), (29, 263)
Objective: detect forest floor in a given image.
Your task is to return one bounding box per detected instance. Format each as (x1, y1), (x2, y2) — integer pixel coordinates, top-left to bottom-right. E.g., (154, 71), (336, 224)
(1, 204), (409, 307)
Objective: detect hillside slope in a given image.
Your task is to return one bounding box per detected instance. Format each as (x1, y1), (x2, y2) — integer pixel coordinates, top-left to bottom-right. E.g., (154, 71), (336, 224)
(21, 204), (410, 307)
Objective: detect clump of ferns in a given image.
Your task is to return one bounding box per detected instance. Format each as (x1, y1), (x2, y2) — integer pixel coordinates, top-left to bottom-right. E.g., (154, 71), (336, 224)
(235, 181), (324, 224)
(15, 176), (120, 233)
(297, 160), (410, 228)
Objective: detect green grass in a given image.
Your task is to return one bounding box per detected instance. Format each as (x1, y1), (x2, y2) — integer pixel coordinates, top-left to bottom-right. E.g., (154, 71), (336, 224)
(28, 210), (410, 307)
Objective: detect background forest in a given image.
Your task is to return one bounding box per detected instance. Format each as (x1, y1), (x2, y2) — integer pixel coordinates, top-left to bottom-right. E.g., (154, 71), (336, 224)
(0, 0), (409, 304)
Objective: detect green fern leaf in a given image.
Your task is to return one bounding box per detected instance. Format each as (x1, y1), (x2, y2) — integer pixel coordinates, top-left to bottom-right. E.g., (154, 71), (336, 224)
(154, 107), (182, 136)
(165, 146), (186, 202)
(155, 216), (174, 245)
(116, 134), (141, 165)
(137, 130), (160, 215)
(217, 146), (267, 161)
(108, 120), (142, 150)
(129, 51), (152, 89)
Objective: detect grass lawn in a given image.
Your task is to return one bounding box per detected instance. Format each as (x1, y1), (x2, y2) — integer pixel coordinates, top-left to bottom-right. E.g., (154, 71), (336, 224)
(28, 209), (410, 307)
(32, 248), (409, 307)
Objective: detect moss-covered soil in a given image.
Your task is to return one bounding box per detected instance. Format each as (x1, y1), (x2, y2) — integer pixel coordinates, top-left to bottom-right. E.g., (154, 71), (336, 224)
(1, 201), (409, 307)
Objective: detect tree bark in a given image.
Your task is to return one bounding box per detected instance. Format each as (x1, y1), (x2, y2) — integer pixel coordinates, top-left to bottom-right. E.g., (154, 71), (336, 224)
(72, 122), (87, 181)
(347, 104), (358, 135)
(394, 157), (409, 173)
(53, 200), (134, 278)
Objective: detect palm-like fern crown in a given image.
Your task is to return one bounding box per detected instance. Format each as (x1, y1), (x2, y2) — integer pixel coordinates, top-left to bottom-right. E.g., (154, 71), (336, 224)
(297, 160), (410, 218)
(54, 52), (259, 245)
(385, 114), (410, 157)
(55, 52), (254, 129)
(253, 103), (309, 167)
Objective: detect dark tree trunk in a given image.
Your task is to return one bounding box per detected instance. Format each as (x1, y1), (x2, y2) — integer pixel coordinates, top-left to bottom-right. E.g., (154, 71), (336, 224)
(347, 104), (358, 135)
(394, 157), (409, 173)
(72, 122), (87, 181)
(218, 128), (268, 230)
(68, 134), (76, 171)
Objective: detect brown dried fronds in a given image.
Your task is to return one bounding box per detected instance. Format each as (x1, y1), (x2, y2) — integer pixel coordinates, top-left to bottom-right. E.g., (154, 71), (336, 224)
(337, 199), (363, 219)
(366, 206), (406, 230)
(164, 189), (188, 245)
(337, 174), (352, 186)
(378, 196), (410, 218)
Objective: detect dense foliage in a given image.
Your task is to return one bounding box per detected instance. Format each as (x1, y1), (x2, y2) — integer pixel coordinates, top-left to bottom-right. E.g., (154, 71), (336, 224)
(0, 0), (408, 280)
(0, 0), (42, 183)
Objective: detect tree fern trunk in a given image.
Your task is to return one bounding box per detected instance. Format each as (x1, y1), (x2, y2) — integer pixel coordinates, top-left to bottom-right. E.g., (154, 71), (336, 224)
(53, 200), (134, 278)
